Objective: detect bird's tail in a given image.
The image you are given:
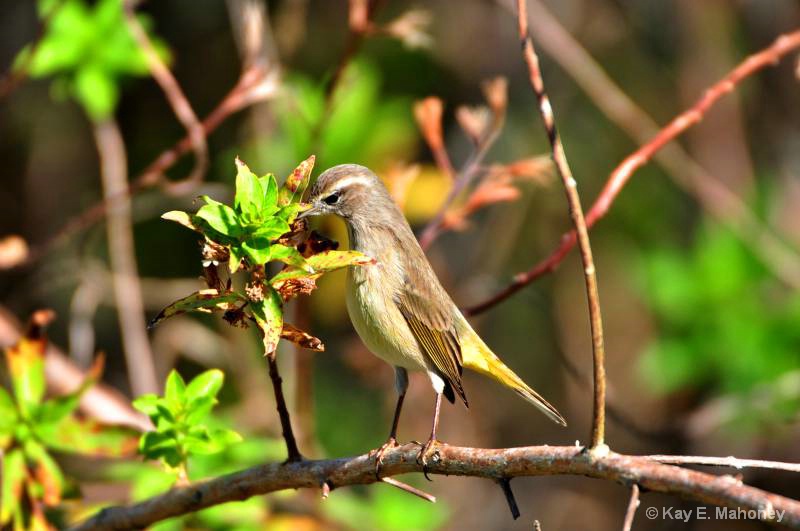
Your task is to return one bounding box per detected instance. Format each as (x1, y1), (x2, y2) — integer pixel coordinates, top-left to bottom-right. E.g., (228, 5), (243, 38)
(458, 319), (567, 426)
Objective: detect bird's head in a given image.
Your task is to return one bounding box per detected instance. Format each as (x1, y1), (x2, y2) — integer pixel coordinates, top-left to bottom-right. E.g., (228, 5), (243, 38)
(300, 164), (391, 222)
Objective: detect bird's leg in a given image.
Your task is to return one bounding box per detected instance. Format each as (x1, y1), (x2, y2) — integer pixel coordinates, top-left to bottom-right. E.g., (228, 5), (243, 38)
(417, 391), (442, 479)
(370, 367), (408, 477)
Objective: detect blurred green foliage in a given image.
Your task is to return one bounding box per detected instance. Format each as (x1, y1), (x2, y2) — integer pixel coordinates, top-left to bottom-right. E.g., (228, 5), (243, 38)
(639, 221), (800, 418)
(133, 369), (242, 478)
(22, 0), (167, 120)
(241, 61), (417, 176)
(1, 322), (136, 530)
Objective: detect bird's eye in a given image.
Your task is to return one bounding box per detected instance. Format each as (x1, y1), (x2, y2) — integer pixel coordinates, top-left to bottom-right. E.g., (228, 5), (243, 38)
(323, 192), (340, 205)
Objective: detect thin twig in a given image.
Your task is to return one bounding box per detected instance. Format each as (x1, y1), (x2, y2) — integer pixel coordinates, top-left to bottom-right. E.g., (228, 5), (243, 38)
(266, 351), (303, 462)
(123, 0), (208, 193)
(70, 445), (800, 530)
(515, 0), (607, 448)
(645, 455), (800, 473)
(466, 25), (800, 316)
(622, 484), (640, 531)
(418, 80), (507, 250)
(380, 477), (436, 503)
(93, 120), (158, 396)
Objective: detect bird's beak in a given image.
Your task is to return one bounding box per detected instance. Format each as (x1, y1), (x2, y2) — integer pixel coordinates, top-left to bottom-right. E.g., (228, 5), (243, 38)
(296, 203), (321, 220)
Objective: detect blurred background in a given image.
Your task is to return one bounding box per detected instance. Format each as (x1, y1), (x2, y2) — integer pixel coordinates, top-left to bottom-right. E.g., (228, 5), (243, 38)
(1, 0), (800, 529)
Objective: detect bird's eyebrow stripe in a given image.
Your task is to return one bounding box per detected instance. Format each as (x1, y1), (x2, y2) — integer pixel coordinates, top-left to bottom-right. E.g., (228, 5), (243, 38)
(330, 175), (372, 191)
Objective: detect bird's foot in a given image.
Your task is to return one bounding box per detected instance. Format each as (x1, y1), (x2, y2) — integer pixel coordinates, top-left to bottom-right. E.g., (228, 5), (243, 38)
(416, 437), (440, 481)
(369, 436), (399, 478)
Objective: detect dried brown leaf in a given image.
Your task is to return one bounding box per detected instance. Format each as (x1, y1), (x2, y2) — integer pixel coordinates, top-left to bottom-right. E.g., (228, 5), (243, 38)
(281, 323), (325, 351)
(413, 97), (445, 151)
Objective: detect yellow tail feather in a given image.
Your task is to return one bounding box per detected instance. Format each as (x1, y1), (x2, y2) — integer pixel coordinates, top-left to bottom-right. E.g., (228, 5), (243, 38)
(458, 320), (567, 427)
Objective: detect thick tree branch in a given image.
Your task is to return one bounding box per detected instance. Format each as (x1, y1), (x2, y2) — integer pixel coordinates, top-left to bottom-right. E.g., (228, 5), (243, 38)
(515, 0), (607, 448)
(466, 26), (800, 316)
(72, 445), (800, 530)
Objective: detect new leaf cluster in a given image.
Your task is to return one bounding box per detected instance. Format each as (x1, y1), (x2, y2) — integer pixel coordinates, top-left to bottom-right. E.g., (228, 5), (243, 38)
(133, 370), (240, 474)
(152, 156), (373, 356)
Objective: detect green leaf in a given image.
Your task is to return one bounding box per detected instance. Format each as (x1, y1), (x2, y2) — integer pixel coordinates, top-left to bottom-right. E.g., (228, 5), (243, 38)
(32, 394), (81, 427)
(234, 158), (265, 220)
(27, 1), (92, 77)
(270, 250), (375, 284)
(164, 371), (187, 408)
(0, 449), (26, 525)
(139, 431), (178, 455)
(241, 238), (272, 266)
(5, 333), (47, 417)
(184, 428), (242, 455)
(269, 244), (311, 271)
(161, 210), (204, 233)
(196, 197), (241, 237)
(185, 396), (216, 425)
(0, 387), (17, 437)
(277, 202), (309, 225)
(185, 369), (224, 404)
(251, 217), (290, 240)
(278, 155), (315, 205)
(24, 439), (63, 506)
(228, 244), (244, 274)
(36, 416), (139, 457)
(249, 287), (283, 355)
(74, 64), (118, 120)
(132, 393), (160, 417)
(149, 289), (244, 328)
(258, 173), (279, 218)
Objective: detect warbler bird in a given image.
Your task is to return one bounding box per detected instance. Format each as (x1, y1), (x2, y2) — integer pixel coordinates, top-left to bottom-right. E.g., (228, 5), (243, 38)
(300, 164), (566, 470)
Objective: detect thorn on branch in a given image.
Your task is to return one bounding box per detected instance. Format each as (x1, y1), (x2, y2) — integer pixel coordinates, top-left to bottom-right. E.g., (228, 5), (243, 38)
(497, 478), (521, 520)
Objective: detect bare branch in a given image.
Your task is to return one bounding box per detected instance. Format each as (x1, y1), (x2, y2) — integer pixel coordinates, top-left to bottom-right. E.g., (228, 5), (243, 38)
(71, 445), (800, 530)
(380, 477), (436, 503)
(622, 484), (640, 531)
(266, 350), (303, 462)
(93, 120), (158, 396)
(514, 0), (607, 448)
(123, 0), (208, 193)
(466, 23), (800, 316)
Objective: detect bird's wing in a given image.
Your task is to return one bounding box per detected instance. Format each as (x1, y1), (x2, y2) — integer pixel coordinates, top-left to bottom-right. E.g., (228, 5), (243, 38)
(395, 278), (468, 406)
